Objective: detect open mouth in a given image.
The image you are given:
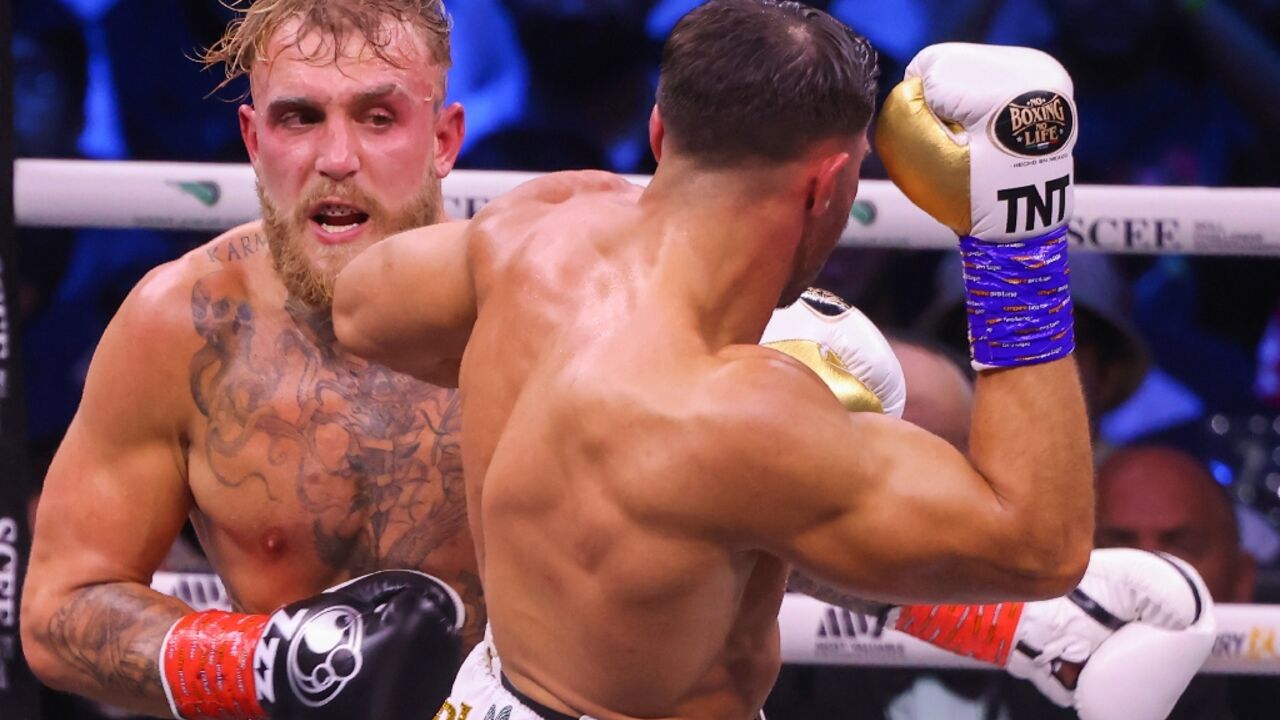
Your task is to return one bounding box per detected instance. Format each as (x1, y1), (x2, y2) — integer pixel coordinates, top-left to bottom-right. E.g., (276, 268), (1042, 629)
(310, 201), (371, 236)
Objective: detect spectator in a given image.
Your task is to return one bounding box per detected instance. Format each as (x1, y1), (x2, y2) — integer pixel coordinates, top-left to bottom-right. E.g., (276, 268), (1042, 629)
(1097, 444), (1256, 602)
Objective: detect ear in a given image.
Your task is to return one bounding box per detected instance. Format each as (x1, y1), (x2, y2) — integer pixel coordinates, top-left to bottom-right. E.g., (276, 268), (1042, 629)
(808, 152), (851, 217)
(648, 105), (665, 163)
(433, 101), (466, 178)
(239, 104), (260, 165)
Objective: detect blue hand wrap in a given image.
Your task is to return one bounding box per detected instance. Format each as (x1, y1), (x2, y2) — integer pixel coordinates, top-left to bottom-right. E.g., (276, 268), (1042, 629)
(959, 228), (1074, 368)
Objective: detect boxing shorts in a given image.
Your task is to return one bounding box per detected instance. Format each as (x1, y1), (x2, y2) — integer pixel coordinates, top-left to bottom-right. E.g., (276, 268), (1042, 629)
(437, 627), (768, 720)
(436, 627), (593, 720)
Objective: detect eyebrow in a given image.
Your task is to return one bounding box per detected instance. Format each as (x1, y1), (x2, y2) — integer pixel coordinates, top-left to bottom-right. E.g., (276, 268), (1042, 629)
(265, 96), (318, 118)
(264, 84), (408, 117)
(351, 83), (404, 106)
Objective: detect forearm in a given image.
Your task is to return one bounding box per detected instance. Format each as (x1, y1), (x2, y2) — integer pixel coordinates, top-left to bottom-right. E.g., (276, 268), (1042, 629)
(969, 358), (1094, 582)
(26, 582), (191, 716)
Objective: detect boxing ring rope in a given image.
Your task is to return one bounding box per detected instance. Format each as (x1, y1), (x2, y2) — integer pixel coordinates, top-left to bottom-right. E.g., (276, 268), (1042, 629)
(16, 159), (1280, 256)
(151, 571), (1279, 676)
(17, 156), (1280, 678)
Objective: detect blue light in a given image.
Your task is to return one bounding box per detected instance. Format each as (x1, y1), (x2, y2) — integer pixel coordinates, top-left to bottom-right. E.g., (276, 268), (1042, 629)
(1209, 459), (1234, 487)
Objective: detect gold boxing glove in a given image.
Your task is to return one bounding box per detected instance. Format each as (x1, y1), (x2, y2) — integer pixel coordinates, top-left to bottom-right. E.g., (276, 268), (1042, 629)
(761, 288), (905, 418)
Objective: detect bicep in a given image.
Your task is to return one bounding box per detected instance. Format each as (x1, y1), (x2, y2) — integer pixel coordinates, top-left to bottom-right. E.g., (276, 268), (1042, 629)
(27, 301), (194, 598)
(757, 408), (1022, 604)
(31, 416), (192, 592)
(333, 221), (475, 374)
(24, 411), (193, 705)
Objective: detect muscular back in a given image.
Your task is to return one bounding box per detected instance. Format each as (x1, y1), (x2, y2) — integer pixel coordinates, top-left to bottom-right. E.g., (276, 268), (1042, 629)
(460, 174), (788, 719)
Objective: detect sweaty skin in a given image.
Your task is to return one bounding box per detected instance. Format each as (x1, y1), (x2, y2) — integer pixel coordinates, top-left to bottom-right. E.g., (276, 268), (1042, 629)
(21, 224), (480, 714)
(335, 158), (1094, 718)
(21, 16), (477, 716)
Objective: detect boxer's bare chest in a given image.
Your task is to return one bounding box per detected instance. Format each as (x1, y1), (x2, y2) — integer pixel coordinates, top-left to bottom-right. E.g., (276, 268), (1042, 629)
(180, 273), (480, 626)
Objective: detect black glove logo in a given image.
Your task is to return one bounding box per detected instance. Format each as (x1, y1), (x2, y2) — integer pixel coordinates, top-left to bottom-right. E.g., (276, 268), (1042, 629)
(286, 605), (366, 707)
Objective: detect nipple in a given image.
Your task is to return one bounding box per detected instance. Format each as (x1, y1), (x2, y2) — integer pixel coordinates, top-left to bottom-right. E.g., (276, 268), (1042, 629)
(260, 528), (288, 558)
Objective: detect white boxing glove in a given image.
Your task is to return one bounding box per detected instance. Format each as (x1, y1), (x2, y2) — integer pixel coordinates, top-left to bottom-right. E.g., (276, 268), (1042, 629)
(1008, 549), (1216, 720)
(761, 288), (906, 418)
(876, 42), (1076, 242)
(876, 43), (1078, 369)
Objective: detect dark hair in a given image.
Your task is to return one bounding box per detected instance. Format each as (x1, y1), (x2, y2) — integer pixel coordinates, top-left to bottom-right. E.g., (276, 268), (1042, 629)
(657, 0), (878, 165)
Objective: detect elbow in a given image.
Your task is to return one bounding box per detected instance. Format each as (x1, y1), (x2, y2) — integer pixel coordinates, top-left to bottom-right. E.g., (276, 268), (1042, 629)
(21, 591), (72, 691)
(1033, 497), (1094, 596)
(1027, 541), (1091, 598)
(1009, 523), (1093, 599)
(991, 467), (1095, 599)
(22, 635), (69, 693)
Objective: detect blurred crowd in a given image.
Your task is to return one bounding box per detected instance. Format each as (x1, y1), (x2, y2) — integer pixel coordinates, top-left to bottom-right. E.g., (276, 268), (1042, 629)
(11, 0), (1280, 717)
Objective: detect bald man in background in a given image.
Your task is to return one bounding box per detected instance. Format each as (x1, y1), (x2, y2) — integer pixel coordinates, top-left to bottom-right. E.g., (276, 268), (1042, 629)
(1096, 445), (1255, 604)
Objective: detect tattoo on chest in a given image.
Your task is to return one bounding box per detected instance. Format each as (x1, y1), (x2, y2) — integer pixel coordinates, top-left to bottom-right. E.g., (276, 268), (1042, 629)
(188, 279), (469, 577)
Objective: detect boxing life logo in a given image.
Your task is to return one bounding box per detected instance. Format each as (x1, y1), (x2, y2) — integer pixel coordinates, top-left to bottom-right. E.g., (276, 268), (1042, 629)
(988, 90), (1076, 234)
(990, 91), (1074, 158)
(255, 606), (366, 708)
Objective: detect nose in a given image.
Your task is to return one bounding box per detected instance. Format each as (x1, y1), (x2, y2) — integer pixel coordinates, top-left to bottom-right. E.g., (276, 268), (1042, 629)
(315, 118), (361, 182)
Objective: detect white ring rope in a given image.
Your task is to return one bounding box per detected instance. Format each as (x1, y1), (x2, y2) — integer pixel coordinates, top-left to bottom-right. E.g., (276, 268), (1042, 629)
(151, 571), (1280, 676)
(16, 158), (1280, 256)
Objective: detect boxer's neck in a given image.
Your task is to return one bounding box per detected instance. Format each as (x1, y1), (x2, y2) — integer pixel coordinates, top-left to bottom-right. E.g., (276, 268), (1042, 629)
(643, 160), (806, 348)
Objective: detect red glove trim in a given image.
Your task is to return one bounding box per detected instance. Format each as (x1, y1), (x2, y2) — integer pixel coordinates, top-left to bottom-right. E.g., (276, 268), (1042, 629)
(161, 611), (270, 720)
(894, 602), (1025, 666)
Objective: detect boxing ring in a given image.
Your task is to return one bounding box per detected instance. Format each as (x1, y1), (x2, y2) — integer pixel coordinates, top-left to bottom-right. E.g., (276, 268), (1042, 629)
(17, 158), (1280, 679)
(16, 159), (1280, 255)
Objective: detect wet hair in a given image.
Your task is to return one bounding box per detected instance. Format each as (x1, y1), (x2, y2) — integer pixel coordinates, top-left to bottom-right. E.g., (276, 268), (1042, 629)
(200, 0), (452, 98)
(657, 0), (879, 166)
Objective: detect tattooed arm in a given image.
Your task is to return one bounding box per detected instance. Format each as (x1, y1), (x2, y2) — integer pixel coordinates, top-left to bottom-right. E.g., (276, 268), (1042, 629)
(334, 220), (474, 385)
(22, 263), (198, 715)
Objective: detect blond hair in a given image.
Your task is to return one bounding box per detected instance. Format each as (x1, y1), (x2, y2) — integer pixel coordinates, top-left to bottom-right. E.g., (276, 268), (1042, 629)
(201, 0), (452, 97)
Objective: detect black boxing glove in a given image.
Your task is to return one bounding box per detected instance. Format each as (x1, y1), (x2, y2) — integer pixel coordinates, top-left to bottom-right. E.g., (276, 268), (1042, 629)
(160, 570), (465, 719)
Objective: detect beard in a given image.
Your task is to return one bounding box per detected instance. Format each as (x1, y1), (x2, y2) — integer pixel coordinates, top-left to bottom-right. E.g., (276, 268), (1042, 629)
(259, 174), (442, 309)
